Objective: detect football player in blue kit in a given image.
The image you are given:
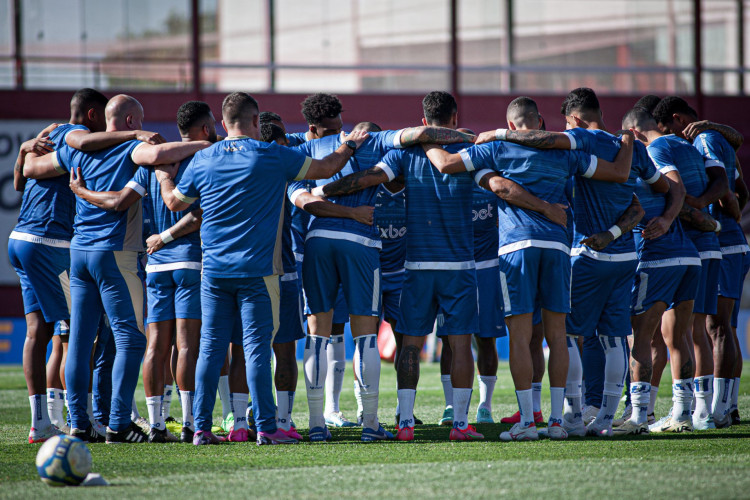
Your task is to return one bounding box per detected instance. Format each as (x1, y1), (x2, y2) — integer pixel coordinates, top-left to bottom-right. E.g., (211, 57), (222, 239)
(157, 92), (370, 445)
(69, 101), (219, 443)
(653, 96), (748, 428)
(426, 96), (635, 441)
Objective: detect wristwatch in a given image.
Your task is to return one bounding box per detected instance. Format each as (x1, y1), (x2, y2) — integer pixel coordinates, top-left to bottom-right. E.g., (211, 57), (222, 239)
(343, 140), (357, 151)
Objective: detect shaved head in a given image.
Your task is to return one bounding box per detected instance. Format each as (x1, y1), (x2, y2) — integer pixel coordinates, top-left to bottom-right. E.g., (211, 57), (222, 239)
(105, 94), (144, 131)
(506, 97), (541, 129)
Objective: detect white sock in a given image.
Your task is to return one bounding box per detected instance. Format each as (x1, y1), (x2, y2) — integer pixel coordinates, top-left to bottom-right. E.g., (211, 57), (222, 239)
(230, 393), (248, 430)
(478, 375), (496, 412)
(647, 386), (659, 416)
(516, 389), (534, 427)
(304, 335), (329, 429)
(276, 390), (294, 431)
(179, 390), (194, 431)
(452, 388), (472, 430)
(564, 336), (583, 422)
(47, 388), (65, 428)
(693, 375), (713, 419)
(30, 394), (50, 429)
(712, 377), (733, 419)
(163, 384), (174, 419)
(440, 374), (453, 409)
(731, 377), (741, 412)
(353, 334), (381, 430)
(218, 375), (231, 420)
(672, 378), (694, 422)
(598, 336), (627, 425)
(396, 389), (416, 428)
(531, 382), (543, 414)
(145, 395), (163, 429)
(629, 382), (651, 425)
(131, 397), (141, 421)
(86, 393), (95, 423)
(549, 387), (565, 425)
(353, 379), (363, 417)
(325, 335), (346, 415)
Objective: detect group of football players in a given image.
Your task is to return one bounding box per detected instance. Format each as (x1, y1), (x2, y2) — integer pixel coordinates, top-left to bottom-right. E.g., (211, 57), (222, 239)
(11, 84), (746, 446)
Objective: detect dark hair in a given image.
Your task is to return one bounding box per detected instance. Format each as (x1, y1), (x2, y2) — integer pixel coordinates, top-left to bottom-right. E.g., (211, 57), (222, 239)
(222, 92), (259, 127)
(560, 87), (600, 116)
(176, 101), (213, 134)
(352, 121), (382, 133)
(259, 111), (282, 124)
(633, 95), (661, 114)
(300, 93), (342, 126)
(70, 88), (108, 111)
(260, 122), (286, 143)
(621, 107), (657, 131)
(422, 91), (457, 126)
(506, 96), (539, 124)
(652, 96), (698, 125)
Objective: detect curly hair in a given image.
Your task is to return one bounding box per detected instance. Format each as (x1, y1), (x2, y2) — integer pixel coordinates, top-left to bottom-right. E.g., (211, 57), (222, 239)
(300, 93), (342, 126)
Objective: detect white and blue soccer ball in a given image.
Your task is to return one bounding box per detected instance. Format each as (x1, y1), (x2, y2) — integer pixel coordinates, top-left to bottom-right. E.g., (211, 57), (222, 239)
(35, 435), (92, 486)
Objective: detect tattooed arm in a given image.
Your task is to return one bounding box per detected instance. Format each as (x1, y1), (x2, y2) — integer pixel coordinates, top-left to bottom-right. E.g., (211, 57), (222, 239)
(398, 126), (476, 147)
(580, 195), (645, 251)
(315, 166), (390, 198)
(683, 120), (743, 151)
(679, 204), (720, 232)
(475, 129), (572, 149)
(476, 171), (567, 227)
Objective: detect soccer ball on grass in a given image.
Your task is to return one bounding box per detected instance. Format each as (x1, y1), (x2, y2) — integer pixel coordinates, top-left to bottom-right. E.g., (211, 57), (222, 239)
(35, 435), (92, 486)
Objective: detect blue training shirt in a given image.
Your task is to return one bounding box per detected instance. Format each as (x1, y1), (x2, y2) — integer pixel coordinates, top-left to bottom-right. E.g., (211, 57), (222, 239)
(463, 141), (595, 255)
(13, 123), (84, 242)
(174, 136), (311, 278)
(647, 134), (720, 257)
(694, 130), (748, 251)
(55, 139), (145, 252)
(378, 143), (475, 268)
(285, 132), (307, 147)
(296, 131), (403, 248)
(374, 184), (407, 274)
(131, 157), (202, 267)
(472, 184), (499, 264)
(563, 128), (661, 261)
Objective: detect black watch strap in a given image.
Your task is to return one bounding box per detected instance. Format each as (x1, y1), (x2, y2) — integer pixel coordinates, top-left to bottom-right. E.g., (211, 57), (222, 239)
(343, 140), (357, 151)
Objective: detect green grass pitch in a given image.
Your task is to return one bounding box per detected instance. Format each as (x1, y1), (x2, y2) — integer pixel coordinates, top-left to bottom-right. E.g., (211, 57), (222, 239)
(1, 362), (749, 499)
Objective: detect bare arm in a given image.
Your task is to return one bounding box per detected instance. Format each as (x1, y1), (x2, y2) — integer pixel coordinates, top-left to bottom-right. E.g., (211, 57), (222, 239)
(475, 129), (572, 149)
(398, 127), (476, 147)
(304, 130), (369, 180)
(422, 143), (468, 174)
(69, 167), (142, 211)
(688, 166), (729, 209)
(14, 137), (55, 191)
(477, 171), (567, 227)
(131, 140), (211, 166)
(588, 132), (634, 183)
(580, 195), (645, 251)
(293, 192), (374, 226)
(643, 170), (686, 239)
(23, 152), (63, 180)
(679, 204), (720, 232)
(145, 208), (203, 254)
(66, 129), (166, 151)
(315, 166), (390, 198)
(683, 121), (743, 151)
(156, 168), (191, 212)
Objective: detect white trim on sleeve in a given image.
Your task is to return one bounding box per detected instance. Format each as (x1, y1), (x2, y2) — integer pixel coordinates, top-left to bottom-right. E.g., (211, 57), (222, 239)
(294, 156), (313, 181)
(173, 189), (197, 204)
(459, 148), (475, 171)
(51, 151), (65, 174)
(377, 162), (396, 181)
(659, 165), (678, 175)
(644, 171), (661, 184)
(705, 159), (725, 169)
(129, 142), (146, 163)
(125, 181), (146, 197)
(563, 131), (577, 150)
(290, 188), (308, 206)
(581, 155), (598, 178)
(392, 129), (405, 149)
(474, 168), (494, 186)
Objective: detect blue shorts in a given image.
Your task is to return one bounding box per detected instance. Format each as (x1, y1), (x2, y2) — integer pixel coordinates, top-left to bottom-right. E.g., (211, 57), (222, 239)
(475, 263), (506, 338)
(532, 303), (542, 326)
(275, 276), (305, 344)
(381, 270), (404, 324)
(396, 268), (478, 337)
(718, 248), (747, 300)
(499, 247), (571, 316)
(693, 257), (721, 315)
(567, 256), (637, 338)
(631, 262), (701, 315)
(303, 238), (380, 317)
(145, 267), (201, 323)
(732, 251), (750, 327)
(297, 259), (350, 324)
(8, 237), (71, 325)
